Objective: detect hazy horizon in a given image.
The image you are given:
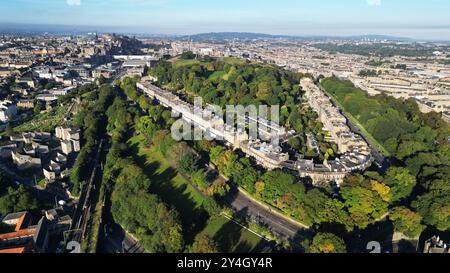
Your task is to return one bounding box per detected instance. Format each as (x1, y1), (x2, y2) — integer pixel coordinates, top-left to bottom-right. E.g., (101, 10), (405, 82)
(1, 0), (450, 40)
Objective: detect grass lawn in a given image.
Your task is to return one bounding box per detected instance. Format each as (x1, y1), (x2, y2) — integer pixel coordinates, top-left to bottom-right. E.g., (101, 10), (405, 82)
(170, 56), (246, 69)
(208, 71), (227, 81)
(128, 135), (267, 251)
(128, 135), (209, 244)
(170, 58), (201, 68)
(37, 178), (46, 188)
(81, 90), (96, 98)
(200, 216), (266, 253)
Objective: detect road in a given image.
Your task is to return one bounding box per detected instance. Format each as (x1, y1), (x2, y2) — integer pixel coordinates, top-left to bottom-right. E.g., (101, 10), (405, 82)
(97, 152), (309, 253)
(136, 81), (316, 246)
(317, 84), (391, 171)
(196, 158), (313, 243)
(225, 186), (313, 242)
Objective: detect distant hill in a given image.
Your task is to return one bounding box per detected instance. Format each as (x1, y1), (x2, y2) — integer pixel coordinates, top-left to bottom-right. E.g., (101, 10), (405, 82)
(182, 32), (291, 41)
(0, 25), (424, 42)
(181, 32), (412, 42)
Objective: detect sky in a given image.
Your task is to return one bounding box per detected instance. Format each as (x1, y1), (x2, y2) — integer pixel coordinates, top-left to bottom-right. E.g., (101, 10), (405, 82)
(1, 0), (450, 40)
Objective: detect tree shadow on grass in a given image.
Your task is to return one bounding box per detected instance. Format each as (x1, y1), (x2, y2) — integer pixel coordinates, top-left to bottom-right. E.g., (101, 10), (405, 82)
(213, 207), (268, 253)
(127, 141), (210, 245)
(233, 238), (270, 253)
(205, 169), (219, 184)
(213, 218), (243, 253)
(234, 241), (253, 253)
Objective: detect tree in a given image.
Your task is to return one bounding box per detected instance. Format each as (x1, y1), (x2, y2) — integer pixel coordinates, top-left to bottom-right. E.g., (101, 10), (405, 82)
(4, 127), (13, 137)
(138, 95), (150, 111)
(288, 137), (301, 150)
(207, 180), (230, 197)
(233, 158), (258, 194)
(256, 81), (272, 101)
(371, 180), (391, 203)
(0, 186), (39, 215)
(180, 51), (196, 60)
(70, 147), (91, 196)
(148, 104), (164, 122)
(111, 162), (184, 252)
(396, 140), (429, 160)
(309, 233), (346, 253)
(219, 150), (239, 179)
(34, 100), (45, 114)
(202, 197), (221, 216)
(384, 167), (416, 203)
(358, 69), (378, 77)
(412, 179), (450, 231)
(44, 81), (55, 90)
(260, 170), (295, 203)
(136, 116), (157, 146)
(340, 184), (388, 230)
(157, 130), (175, 157)
(209, 146), (224, 167)
(389, 207), (425, 238)
(97, 75), (107, 85)
(178, 154), (198, 176)
(0, 171), (6, 193)
(106, 97), (132, 142)
(191, 169), (208, 190)
(191, 234), (219, 253)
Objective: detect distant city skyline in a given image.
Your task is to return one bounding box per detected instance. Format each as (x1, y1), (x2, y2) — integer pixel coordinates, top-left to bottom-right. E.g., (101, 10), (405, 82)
(1, 0), (450, 40)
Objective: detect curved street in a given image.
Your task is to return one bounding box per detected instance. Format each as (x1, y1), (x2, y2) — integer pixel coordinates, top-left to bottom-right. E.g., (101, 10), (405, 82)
(225, 186), (314, 242)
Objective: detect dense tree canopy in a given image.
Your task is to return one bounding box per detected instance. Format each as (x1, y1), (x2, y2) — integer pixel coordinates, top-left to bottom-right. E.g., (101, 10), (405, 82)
(70, 84), (119, 196)
(105, 92), (185, 253)
(0, 186), (39, 216)
(384, 167), (417, 203)
(412, 179), (450, 231)
(389, 207), (425, 238)
(308, 232), (347, 253)
(191, 234), (219, 253)
(111, 160), (184, 252)
(321, 77), (450, 232)
(150, 57), (304, 109)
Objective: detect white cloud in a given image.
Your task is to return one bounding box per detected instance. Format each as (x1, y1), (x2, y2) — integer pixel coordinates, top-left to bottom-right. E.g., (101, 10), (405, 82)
(67, 0), (81, 6)
(367, 0), (381, 6)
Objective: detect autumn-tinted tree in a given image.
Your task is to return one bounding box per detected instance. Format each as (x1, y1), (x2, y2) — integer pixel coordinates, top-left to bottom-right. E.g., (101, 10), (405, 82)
(191, 234), (219, 253)
(207, 180), (230, 197)
(389, 207), (425, 238)
(384, 167), (416, 203)
(309, 233), (347, 253)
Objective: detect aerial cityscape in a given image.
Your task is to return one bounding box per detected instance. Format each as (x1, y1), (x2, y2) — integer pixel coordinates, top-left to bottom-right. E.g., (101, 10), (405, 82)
(0, 0), (449, 263)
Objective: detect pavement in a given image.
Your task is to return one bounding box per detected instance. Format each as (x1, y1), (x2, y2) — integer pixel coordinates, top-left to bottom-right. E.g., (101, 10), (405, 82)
(193, 156), (314, 243)
(317, 84), (391, 171)
(225, 186), (314, 242)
